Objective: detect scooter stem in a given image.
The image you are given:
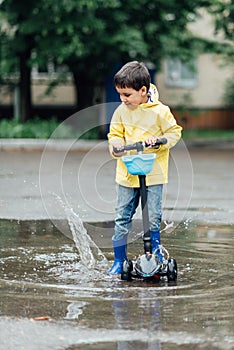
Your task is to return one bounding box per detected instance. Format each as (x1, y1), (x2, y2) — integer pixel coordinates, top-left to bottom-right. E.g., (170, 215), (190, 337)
(139, 174), (152, 254)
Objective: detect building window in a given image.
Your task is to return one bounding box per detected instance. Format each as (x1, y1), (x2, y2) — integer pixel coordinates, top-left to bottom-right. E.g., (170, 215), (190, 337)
(31, 52), (69, 79)
(165, 58), (197, 88)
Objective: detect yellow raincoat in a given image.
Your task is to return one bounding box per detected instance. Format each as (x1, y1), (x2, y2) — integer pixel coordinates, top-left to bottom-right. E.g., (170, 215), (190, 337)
(108, 83), (182, 187)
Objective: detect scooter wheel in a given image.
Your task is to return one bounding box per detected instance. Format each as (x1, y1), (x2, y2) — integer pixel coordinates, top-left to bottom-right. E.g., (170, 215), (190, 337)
(121, 259), (133, 281)
(167, 258), (177, 282)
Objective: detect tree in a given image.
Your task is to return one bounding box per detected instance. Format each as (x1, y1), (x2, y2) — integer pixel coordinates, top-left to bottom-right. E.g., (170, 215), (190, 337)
(35, 0), (216, 109)
(35, 0), (122, 110)
(210, 0), (234, 42)
(1, 0), (229, 119)
(208, 0), (234, 106)
(0, 0), (43, 121)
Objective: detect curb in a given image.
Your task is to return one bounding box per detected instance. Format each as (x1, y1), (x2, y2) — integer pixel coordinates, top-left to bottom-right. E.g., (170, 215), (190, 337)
(0, 139), (108, 152)
(0, 138), (234, 151)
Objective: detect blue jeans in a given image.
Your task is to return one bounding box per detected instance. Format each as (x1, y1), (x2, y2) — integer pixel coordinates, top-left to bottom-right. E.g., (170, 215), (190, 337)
(113, 184), (163, 241)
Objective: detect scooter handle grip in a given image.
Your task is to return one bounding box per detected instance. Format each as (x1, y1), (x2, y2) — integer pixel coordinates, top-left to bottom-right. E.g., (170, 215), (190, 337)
(112, 146), (127, 154)
(113, 142), (142, 153)
(144, 137), (167, 148)
(113, 138), (167, 153)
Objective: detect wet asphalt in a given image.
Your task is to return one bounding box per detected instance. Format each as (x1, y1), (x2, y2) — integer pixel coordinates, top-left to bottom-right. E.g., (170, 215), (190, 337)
(0, 139), (234, 350)
(0, 138), (234, 225)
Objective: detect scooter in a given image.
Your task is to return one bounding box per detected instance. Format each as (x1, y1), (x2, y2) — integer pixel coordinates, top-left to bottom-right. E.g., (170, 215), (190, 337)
(113, 138), (177, 282)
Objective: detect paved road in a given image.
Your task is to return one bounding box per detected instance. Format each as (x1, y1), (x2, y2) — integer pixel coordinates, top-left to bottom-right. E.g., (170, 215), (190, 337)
(0, 139), (234, 225)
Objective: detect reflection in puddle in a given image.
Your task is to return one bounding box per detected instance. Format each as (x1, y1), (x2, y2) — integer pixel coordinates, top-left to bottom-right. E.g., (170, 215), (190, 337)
(65, 300), (88, 320)
(0, 219), (233, 349)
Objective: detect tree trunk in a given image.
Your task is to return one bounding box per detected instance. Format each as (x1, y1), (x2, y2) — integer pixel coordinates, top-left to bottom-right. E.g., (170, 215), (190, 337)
(72, 71), (95, 111)
(19, 48), (32, 122)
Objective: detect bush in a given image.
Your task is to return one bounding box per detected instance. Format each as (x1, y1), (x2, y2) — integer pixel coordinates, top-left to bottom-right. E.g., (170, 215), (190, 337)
(0, 117), (100, 139)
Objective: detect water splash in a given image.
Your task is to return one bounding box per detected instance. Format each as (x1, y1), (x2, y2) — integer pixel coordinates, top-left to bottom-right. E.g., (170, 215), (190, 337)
(65, 206), (108, 268)
(53, 194), (108, 269)
(161, 221), (174, 232)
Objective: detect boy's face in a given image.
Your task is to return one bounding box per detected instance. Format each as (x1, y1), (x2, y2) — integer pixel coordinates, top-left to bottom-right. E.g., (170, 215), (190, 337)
(115, 85), (148, 109)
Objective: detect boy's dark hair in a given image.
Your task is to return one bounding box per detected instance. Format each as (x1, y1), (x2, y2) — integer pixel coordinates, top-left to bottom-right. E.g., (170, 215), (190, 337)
(114, 61), (151, 92)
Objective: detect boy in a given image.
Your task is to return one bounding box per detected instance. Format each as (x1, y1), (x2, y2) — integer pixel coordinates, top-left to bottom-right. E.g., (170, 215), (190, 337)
(108, 61), (182, 274)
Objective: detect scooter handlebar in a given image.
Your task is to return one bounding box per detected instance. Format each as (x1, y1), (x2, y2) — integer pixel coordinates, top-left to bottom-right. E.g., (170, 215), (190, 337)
(144, 137), (167, 147)
(113, 138), (167, 154)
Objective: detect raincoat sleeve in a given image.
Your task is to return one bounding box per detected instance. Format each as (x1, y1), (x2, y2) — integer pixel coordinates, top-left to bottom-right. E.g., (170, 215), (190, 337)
(159, 105), (182, 149)
(107, 109), (125, 158)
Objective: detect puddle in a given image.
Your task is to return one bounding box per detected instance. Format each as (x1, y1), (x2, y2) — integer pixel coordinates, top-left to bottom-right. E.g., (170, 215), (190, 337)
(0, 219), (233, 350)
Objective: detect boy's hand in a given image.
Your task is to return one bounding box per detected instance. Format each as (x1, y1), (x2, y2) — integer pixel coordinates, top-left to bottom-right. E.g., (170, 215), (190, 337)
(145, 136), (160, 149)
(112, 141), (127, 157)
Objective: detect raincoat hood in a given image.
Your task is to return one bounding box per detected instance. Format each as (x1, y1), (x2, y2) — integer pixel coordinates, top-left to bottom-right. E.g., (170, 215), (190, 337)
(144, 83), (160, 106)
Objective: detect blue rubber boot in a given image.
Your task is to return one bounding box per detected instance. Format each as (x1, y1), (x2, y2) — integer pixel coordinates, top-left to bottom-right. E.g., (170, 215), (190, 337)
(109, 237), (127, 274)
(150, 230), (163, 262)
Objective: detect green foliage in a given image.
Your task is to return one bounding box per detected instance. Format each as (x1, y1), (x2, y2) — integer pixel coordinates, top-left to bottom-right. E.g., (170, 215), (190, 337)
(207, 1), (234, 106)
(205, 1), (234, 65)
(223, 78), (234, 108)
(1, 117), (233, 141)
(209, 0), (234, 42)
(1, 0), (233, 118)
(209, 0), (234, 108)
(0, 117), (77, 138)
(1, 0), (219, 79)
(80, 126), (101, 140)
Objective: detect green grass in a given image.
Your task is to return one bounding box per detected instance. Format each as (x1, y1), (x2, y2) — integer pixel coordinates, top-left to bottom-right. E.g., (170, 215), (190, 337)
(0, 117), (233, 141)
(0, 117), (100, 139)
